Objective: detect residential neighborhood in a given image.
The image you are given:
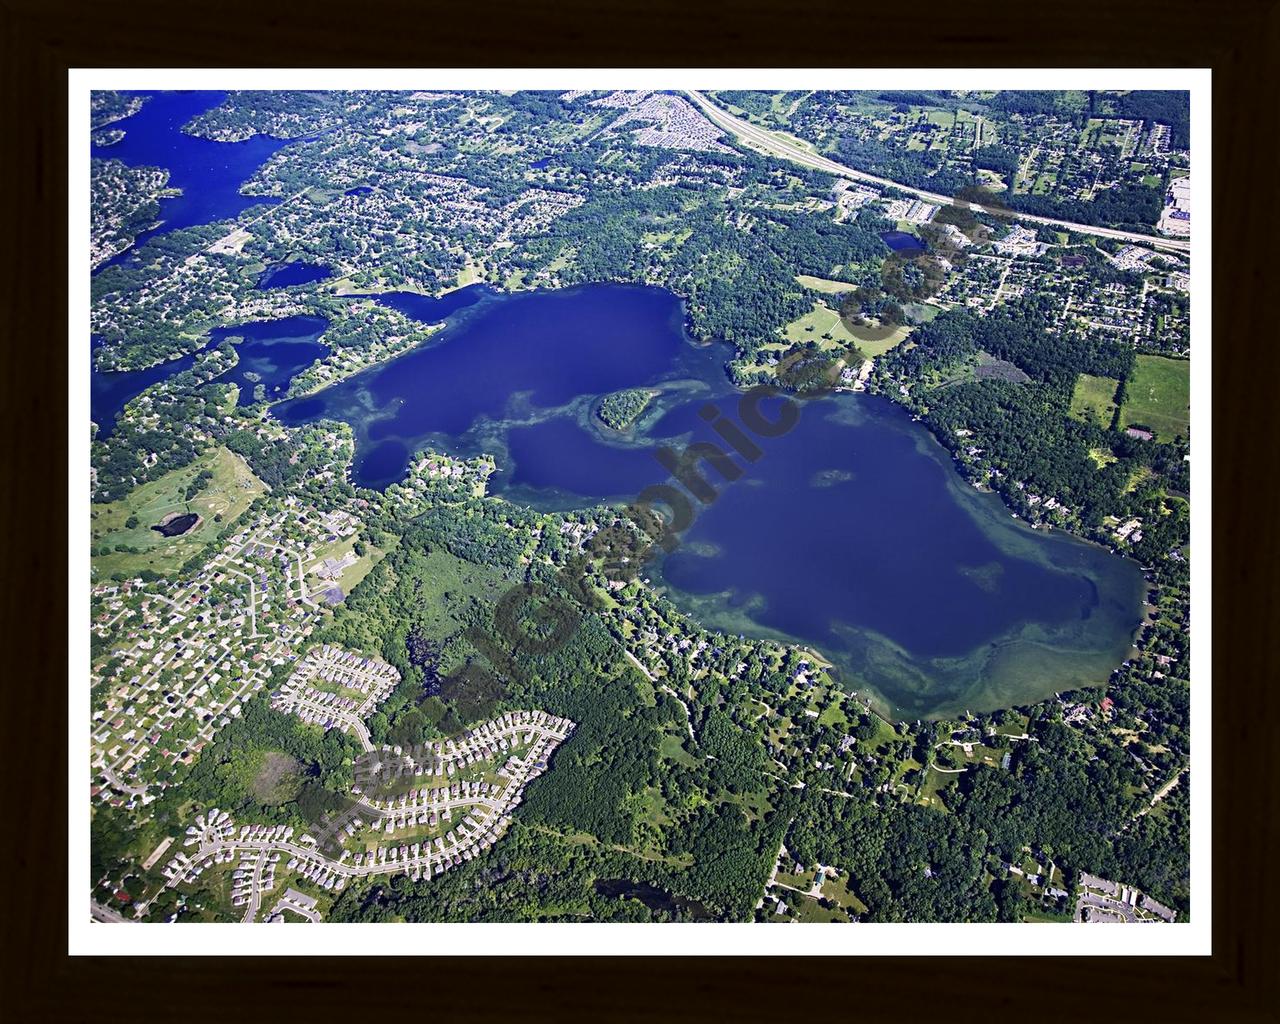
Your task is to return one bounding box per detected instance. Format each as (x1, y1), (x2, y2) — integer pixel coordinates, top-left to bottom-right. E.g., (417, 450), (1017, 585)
(1075, 872), (1178, 923)
(141, 710), (574, 923)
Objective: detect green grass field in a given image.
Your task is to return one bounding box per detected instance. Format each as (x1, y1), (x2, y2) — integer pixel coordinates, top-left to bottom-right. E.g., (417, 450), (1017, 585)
(861, 324), (915, 357)
(249, 751), (302, 805)
(90, 446), (267, 580)
(795, 274), (855, 295)
(817, 699), (848, 728)
(916, 764), (959, 810)
(1069, 373), (1120, 425)
(1121, 355), (1191, 440)
(820, 872), (868, 915)
(780, 302), (913, 359)
(792, 896), (846, 923)
(781, 302), (857, 346)
(994, 712), (1031, 738)
(659, 730), (698, 767)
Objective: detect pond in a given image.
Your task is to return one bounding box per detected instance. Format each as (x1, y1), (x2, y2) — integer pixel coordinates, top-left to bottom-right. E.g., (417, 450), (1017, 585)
(209, 315), (331, 406)
(152, 512), (200, 537)
(91, 335), (198, 440)
(363, 283), (490, 325)
(91, 315), (331, 435)
(593, 879), (715, 921)
(881, 229), (926, 253)
(255, 262), (333, 289)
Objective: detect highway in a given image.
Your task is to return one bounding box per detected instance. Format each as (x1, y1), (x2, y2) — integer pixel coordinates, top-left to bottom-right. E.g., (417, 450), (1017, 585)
(685, 91), (1191, 256)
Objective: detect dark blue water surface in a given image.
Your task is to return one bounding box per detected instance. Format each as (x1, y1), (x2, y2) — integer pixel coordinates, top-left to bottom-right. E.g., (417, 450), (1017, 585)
(86, 100), (1144, 719)
(273, 282), (1146, 718)
(278, 285), (694, 485)
(256, 262), (333, 289)
(881, 230), (925, 253)
(209, 316), (330, 406)
(90, 336), (199, 440)
(367, 284), (489, 325)
(91, 316), (330, 433)
(90, 91), (324, 434)
(91, 91), (290, 269)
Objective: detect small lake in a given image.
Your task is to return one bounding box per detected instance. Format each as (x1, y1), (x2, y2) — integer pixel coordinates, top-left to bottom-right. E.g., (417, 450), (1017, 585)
(594, 878), (714, 921)
(91, 315), (330, 433)
(273, 283), (1146, 719)
(152, 512), (200, 537)
(364, 284), (489, 325)
(881, 230), (925, 253)
(256, 262), (332, 289)
(209, 316), (330, 406)
(277, 285), (696, 487)
(90, 336), (198, 440)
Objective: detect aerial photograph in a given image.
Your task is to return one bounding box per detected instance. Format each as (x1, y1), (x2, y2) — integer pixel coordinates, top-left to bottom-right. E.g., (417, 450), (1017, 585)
(85, 83), (1194, 932)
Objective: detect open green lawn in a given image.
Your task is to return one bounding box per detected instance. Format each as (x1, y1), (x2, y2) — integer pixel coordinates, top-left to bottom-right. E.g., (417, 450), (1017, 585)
(902, 301), (943, 323)
(817, 699), (848, 728)
(792, 896), (847, 923)
(1121, 355), (1191, 440)
(1022, 904), (1073, 924)
(795, 274), (855, 295)
(723, 787), (772, 824)
(995, 713), (1031, 737)
(1070, 373), (1120, 426)
(781, 302), (857, 347)
(306, 533), (392, 600)
(455, 263), (483, 287)
(916, 764), (958, 810)
(821, 872), (869, 914)
(858, 324), (915, 358)
(659, 730), (698, 767)
(778, 300), (914, 359)
(860, 714), (900, 756)
(90, 446), (267, 581)
(775, 865), (816, 890)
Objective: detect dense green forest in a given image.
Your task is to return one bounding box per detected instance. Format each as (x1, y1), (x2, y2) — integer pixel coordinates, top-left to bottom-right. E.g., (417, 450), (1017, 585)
(597, 388), (655, 430)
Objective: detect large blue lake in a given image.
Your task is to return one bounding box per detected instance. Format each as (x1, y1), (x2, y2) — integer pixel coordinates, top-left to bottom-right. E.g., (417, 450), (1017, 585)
(274, 284), (1146, 719)
(88, 98), (1145, 719)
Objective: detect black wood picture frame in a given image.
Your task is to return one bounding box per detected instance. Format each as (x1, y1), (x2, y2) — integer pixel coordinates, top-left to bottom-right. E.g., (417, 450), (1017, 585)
(3, 0), (1275, 1019)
